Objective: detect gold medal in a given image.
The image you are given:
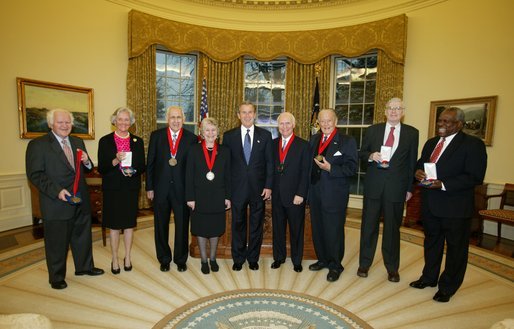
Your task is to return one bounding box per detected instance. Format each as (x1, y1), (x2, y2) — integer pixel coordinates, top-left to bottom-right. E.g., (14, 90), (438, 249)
(315, 155), (324, 162)
(169, 158), (177, 166)
(206, 171), (215, 181)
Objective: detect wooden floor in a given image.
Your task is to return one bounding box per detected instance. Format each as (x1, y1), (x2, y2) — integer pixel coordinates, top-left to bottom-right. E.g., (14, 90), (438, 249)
(0, 211), (513, 329)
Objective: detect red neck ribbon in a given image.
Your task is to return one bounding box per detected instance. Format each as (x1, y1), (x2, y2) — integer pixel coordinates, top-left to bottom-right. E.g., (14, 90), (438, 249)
(167, 128), (183, 157)
(279, 134), (295, 164)
(201, 140), (218, 172)
(317, 129), (337, 155)
(72, 149), (83, 195)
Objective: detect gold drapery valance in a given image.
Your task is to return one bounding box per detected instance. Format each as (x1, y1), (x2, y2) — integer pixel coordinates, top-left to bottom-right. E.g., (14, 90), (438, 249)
(128, 10), (407, 65)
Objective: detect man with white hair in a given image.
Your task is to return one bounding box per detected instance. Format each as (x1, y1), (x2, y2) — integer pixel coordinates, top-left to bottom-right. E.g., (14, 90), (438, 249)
(26, 109), (104, 289)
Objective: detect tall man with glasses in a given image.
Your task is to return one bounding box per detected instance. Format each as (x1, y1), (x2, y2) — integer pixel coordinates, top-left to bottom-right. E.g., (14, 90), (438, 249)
(357, 98), (419, 282)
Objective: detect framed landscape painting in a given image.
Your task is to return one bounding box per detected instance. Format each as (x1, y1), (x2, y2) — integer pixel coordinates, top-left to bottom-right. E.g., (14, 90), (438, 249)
(428, 96), (497, 146)
(17, 77), (95, 139)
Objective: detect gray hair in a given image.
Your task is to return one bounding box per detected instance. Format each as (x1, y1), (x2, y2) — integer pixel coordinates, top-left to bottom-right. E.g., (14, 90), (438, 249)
(47, 109), (74, 127)
(166, 106), (185, 119)
(277, 111), (296, 126)
(386, 97), (405, 110)
(445, 107), (466, 125)
(110, 107), (135, 125)
(318, 108), (338, 122)
(200, 117), (219, 137)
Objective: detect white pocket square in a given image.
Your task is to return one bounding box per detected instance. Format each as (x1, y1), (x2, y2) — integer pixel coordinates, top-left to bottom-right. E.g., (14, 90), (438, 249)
(333, 151), (342, 156)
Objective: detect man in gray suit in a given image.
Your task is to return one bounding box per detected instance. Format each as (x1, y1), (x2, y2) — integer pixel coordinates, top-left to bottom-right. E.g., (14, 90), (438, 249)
(358, 98), (419, 282)
(26, 109), (104, 290)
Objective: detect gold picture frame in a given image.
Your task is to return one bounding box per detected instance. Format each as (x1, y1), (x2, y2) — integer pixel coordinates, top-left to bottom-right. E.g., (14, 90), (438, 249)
(17, 77), (95, 139)
(429, 96), (497, 146)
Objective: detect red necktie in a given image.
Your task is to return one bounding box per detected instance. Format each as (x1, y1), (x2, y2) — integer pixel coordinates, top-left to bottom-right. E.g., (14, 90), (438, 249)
(430, 137), (446, 163)
(385, 127), (395, 147)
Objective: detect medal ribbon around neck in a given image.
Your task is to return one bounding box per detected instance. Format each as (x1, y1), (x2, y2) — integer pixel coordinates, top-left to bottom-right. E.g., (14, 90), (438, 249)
(72, 149), (83, 196)
(167, 128), (183, 158)
(202, 140), (218, 174)
(279, 134), (295, 164)
(317, 129), (337, 155)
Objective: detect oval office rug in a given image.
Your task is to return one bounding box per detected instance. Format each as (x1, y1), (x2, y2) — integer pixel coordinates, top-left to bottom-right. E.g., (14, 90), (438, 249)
(154, 289), (372, 329)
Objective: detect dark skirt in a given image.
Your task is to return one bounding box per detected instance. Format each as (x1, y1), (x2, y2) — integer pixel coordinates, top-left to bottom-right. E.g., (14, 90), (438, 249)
(191, 211), (226, 238)
(102, 188), (138, 229)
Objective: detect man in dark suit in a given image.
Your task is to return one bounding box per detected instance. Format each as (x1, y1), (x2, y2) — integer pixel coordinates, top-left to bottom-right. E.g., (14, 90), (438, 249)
(146, 106), (197, 272)
(410, 107), (487, 302)
(222, 101), (273, 271)
(308, 109), (358, 282)
(26, 109), (104, 290)
(358, 98), (419, 282)
(271, 112), (311, 273)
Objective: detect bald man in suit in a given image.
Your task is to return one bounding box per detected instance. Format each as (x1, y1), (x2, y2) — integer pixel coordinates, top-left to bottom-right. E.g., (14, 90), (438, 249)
(26, 109), (104, 290)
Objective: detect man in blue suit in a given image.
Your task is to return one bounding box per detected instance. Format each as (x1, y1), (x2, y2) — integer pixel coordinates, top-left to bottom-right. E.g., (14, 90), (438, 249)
(26, 109), (104, 289)
(410, 107), (487, 302)
(358, 98), (419, 282)
(271, 112), (311, 273)
(308, 109), (358, 282)
(222, 101), (273, 271)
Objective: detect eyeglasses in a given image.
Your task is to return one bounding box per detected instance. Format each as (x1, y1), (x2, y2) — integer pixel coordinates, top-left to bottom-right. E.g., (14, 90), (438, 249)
(387, 107), (404, 111)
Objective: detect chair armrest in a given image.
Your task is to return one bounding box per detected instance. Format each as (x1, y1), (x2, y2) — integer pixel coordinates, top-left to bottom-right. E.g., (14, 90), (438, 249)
(483, 192), (505, 201)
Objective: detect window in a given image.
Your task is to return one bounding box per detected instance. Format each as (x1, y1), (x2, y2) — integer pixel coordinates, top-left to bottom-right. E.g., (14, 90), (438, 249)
(333, 53), (377, 195)
(156, 50), (198, 132)
(244, 59), (286, 139)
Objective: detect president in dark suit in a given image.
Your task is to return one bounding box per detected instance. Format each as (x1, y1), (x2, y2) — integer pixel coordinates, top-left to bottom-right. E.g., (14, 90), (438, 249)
(410, 107), (487, 302)
(358, 98), (419, 282)
(222, 101), (273, 271)
(270, 112), (311, 273)
(26, 109), (104, 290)
(308, 109), (358, 282)
(146, 106), (197, 272)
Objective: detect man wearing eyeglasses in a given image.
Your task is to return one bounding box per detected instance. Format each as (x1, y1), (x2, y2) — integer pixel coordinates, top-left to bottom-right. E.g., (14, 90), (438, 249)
(357, 98), (419, 283)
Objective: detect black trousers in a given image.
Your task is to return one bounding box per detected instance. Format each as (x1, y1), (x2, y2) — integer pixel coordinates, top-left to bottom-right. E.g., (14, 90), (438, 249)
(153, 193), (190, 266)
(43, 207), (94, 283)
(359, 196), (404, 272)
(421, 211), (471, 295)
(271, 199), (305, 266)
(230, 199), (265, 264)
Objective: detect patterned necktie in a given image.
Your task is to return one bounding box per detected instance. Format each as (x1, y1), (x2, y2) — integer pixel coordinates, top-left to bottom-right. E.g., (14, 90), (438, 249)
(243, 129), (251, 164)
(282, 138), (287, 151)
(385, 127), (395, 147)
(322, 135), (328, 143)
(430, 137), (446, 163)
(62, 139), (74, 169)
(172, 133), (177, 146)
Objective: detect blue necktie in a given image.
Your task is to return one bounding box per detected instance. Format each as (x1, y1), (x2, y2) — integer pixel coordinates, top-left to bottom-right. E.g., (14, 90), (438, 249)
(243, 129), (251, 164)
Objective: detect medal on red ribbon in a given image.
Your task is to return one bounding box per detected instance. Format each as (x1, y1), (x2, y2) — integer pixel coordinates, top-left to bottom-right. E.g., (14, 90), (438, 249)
(67, 149), (83, 204)
(167, 128), (183, 166)
(202, 140), (218, 181)
(316, 129), (337, 161)
(278, 134), (295, 173)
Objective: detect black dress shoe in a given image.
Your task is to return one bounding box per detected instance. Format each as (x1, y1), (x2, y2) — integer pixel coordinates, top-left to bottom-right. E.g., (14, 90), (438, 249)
(308, 261), (327, 271)
(160, 263), (170, 272)
(201, 261), (210, 274)
(111, 262), (120, 275)
(232, 263), (242, 271)
(209, 260), (219, 272)
(409, 279), (437, 289)
(327, 270), (341, 282)
(177, 264), (187, 272)
(271, 260), (285, 269)
(249, 262), (259, 270)
(293, 265), (303, 273)
(433, 290), (453, 303)
(50, 281), (67, 289)
(75, 267), (104, 276)
(123, 258), (132, 272)
(387, 271), (400, 282)
(357, 267), (369, 278)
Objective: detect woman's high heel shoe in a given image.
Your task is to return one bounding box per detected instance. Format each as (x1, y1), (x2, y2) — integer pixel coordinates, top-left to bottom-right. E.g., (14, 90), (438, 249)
(111, 262), (120, 275)
(124, 258), (132, 272)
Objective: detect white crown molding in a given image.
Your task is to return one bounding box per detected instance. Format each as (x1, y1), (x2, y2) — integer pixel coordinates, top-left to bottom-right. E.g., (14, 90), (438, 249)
(106, 0), (447, 30)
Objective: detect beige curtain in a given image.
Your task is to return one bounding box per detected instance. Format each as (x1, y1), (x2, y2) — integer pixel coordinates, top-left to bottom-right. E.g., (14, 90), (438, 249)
(198, 55), (245, 139)
(285, 57), (331, 140)
(127, 45), (156, 209)
(374, 49), (405, 123)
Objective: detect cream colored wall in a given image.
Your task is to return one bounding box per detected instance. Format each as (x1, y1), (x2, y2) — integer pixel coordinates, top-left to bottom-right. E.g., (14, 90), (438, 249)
(0, 0), (512, 232)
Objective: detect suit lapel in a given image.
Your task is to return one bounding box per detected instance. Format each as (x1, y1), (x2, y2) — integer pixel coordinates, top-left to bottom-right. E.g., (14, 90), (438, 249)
(438, 131), (464, 164)
(49, 133), (74, 171)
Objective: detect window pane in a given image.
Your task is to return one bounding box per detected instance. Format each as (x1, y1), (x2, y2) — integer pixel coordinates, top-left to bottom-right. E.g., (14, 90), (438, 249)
(363, 104), (374, 125)
(349, 105), (363, 125)
(335, 105), (349, 125)
(347, 127), (363, 148)
(365, 81), (376, 103)
(336, 83), (350, 104)
(350, 81), (364, 103)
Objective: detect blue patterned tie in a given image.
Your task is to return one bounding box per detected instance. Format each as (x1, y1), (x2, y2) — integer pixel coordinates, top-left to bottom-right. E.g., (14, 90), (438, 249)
(243, 129), (251, 164)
